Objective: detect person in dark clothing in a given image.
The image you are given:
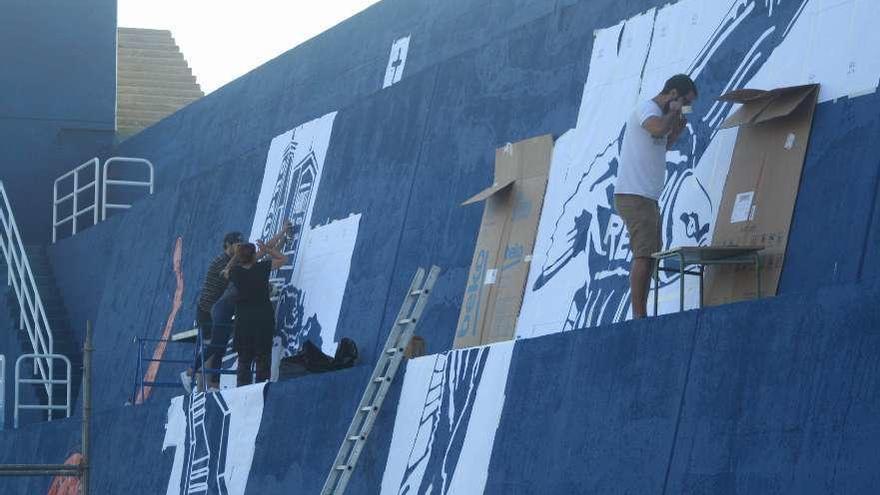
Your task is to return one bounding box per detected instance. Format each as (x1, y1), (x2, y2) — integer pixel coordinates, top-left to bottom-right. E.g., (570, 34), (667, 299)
(201, 286), (237, 389)
(182, 222), (294, 392)
(225, 241), (287, 387)
(181, 231), (244, 392)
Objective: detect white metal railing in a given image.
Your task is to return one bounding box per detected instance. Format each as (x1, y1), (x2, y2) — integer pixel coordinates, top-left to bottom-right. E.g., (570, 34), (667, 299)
(0, 182), (54, 403)
(52, 158), (100, 243)
(102, 157), (155, 221)
(14, 353), (70, 428)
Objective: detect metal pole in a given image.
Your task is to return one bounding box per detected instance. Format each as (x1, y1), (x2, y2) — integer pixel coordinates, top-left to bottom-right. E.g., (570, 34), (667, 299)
(81, 321), (92, 495)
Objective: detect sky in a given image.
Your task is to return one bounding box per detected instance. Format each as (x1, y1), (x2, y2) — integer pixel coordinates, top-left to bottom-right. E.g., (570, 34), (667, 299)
(118, 0), (382, 94)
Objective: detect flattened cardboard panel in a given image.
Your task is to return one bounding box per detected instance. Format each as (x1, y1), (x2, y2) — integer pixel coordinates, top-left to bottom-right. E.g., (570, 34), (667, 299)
(721, 98), (775, 129)
(513, 135), (554, 179)
(706, 86), (819, 306)
(454, 135), (553, 349)
(462, 180), (514, 206)
(482, 177), (548, 344)
(754, 86), (816, 124)
(717, 88), (771, 102)
(454, 189), (511, 348)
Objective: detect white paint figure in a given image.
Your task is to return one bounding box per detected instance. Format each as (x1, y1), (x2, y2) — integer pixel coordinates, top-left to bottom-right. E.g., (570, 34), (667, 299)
(383, 36), (411, 89)
(381, 342), (514, 495)
(162, 385), (266, 495)
(249, 112), (361, 362)
(516, 0), (880, 339)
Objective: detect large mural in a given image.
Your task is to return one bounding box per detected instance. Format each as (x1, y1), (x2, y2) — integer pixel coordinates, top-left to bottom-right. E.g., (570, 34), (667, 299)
(162, 384), (267, 495)
(516, 0), (880, 338)
(249, 112), (361, 359)
(142, 3), (880, 495)
(380, 342), (514, 495)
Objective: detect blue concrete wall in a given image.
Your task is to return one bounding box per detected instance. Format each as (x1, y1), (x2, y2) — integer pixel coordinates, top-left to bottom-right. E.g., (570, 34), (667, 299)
(0, 0), (117, 242)
(34, 0), (880, 417)
(2, 282), (880, 493)
(0, 0), (878, 492)
(44, 0), (599, 410)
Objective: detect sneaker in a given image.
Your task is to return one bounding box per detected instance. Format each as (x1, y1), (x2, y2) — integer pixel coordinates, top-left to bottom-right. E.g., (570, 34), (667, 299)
(180, 371), (193, 394)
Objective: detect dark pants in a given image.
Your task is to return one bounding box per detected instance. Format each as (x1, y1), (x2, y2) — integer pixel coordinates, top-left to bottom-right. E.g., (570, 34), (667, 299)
(192, 307), (213, 372)
(237, 348), (270, 386)
(204, 294), (235, 385)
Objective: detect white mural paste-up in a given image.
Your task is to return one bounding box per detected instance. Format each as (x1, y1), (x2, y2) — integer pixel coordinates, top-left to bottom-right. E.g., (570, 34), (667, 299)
(516, 0), (880, 339)
(249, 112), (361, 361)
(162, 384), (266, 495)
(283, 213), (361, 356)
(380, 342), (514, 495)
(383, 36), (411, 89)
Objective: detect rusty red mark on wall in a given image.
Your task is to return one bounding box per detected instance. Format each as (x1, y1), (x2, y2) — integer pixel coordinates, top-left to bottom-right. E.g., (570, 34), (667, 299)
(136, 237), (184, 404)
(46, 452), (81, 495)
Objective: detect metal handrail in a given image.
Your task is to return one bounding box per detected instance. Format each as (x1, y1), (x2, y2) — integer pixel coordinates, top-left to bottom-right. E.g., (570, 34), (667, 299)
(52, 157), (100, 243)
(0, 182), (54, 402)
(102, 157), (155, 221)
(14, 353), (70, 428)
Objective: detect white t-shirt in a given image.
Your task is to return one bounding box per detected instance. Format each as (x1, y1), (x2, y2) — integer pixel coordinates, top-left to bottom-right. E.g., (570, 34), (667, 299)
(615, 100), (668, 201)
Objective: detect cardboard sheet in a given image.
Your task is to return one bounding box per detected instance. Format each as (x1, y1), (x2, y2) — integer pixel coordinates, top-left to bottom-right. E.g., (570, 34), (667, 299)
(454, 135), (553, 348)
(706, 84), (820, 306)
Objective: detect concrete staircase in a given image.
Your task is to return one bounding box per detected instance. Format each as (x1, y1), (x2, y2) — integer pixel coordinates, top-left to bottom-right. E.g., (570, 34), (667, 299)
(117, 27), (204, 137)
(6, 247), (82, 421)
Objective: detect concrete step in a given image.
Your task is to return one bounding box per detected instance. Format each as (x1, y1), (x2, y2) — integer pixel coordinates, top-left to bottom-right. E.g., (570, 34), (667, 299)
(118, 93), (199, 107)
(117, 116), (164, 128)
(118, 103), (191, 116)
(117, 108), (177, 122)
(118, 39), (178, 51)
(117, 75), (199, 89)
(116, 63), (193, 81)
(117, 93), (200, 107)
(116, 57), (190, 74)
(117, 84), (203, 98)
(118, 27), (173, 38)
(118, 47), (185, 62)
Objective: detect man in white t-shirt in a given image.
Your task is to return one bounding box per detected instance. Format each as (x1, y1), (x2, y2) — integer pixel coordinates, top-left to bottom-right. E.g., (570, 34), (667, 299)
(614, 74), (697, 319)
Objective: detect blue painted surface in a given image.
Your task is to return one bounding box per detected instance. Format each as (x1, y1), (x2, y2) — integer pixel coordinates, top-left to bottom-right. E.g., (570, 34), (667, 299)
(2, 283), (880, 493)
(0, 0), (117, 242)
(1, 0), (880, 492)
(781, 92), (880, 293)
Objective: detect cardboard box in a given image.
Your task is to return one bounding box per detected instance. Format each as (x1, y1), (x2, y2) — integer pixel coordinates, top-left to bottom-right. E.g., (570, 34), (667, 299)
(705, 84), (820, 306)
(453, 135), (553, 348)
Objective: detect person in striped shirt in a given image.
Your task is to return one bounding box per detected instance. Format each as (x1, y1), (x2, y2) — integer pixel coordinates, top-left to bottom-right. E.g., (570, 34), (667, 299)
(181, 221), (294, 391)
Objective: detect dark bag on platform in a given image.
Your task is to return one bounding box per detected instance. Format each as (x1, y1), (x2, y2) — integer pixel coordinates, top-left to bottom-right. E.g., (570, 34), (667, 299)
(333, 337), (358, 369)
(278, 338), (358, 380)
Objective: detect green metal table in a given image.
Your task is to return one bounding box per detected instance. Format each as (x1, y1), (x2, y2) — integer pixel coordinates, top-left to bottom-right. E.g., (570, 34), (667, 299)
(652, 246), (764, 316)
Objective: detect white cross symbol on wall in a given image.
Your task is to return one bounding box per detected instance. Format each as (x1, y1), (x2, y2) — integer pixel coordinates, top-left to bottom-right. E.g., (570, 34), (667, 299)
(383, 36), (411, 89)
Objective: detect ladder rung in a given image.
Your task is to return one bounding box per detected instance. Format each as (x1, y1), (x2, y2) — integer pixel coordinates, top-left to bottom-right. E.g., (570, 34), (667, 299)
(321, 266), (440, 495)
